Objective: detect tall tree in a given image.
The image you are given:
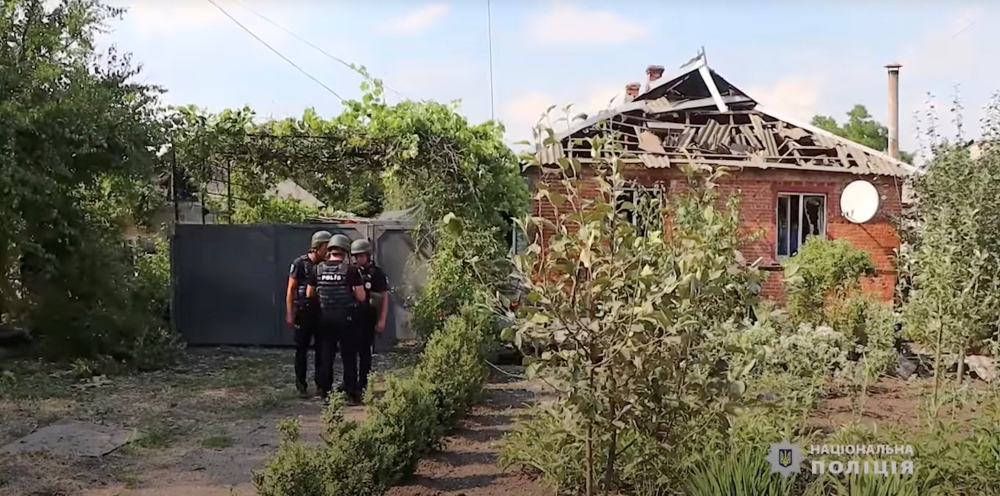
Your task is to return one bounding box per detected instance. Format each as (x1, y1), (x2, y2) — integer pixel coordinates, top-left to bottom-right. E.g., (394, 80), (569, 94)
(812, 104), (914, 164)
(1, 0), (171, 359)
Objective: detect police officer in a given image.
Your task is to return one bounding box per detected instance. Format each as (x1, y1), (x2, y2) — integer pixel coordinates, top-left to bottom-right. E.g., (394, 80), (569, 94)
(346, 238), (389, 403)
(285, 230), (331, 398)
(306, 234), (366, 401)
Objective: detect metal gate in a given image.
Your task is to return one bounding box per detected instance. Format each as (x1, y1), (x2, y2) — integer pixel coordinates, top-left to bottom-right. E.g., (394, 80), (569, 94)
(170, 221), (426, 349)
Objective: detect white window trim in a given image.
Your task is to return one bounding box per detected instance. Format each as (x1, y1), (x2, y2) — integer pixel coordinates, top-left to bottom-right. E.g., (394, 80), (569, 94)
(775, 192), (827, 260)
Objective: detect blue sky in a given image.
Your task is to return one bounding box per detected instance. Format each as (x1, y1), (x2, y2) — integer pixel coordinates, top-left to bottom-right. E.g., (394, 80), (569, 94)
(100, 1), (1000, 155)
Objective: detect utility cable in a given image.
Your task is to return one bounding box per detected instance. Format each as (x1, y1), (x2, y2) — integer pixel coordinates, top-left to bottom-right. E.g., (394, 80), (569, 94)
(205, 0), (344, 102)
(486, 0), (496, 120)
(231, 0), (406, 101)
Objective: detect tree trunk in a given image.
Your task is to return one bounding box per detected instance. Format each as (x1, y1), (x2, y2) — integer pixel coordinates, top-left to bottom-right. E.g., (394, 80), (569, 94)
(956, 344), (966, 385)
(604, 429), (618, 492)
(932, 319), (944, 409)
(585, 421), (594, 496)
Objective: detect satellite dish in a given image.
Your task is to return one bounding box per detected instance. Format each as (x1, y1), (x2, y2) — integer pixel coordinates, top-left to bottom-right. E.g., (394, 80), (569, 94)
(840, 180), (880, 223)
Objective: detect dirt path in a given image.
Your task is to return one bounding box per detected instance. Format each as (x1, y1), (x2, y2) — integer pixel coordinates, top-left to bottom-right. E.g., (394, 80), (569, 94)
(0, 349), (551, 496)
(0, 347), (416, 496)
(387, 370), (551, 496)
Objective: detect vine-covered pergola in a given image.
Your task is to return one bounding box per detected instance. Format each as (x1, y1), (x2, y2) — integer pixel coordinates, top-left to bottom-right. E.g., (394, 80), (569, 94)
(165, 88), (529, 231)
(167, 107), (396, 220)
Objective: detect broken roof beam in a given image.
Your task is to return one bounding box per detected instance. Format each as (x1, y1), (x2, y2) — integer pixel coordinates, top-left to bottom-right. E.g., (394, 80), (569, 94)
(698, 65), (729, 112)
(645, 95), (753, 114)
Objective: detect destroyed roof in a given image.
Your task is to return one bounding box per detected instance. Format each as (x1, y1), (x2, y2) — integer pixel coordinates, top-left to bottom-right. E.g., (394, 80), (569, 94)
(540, 49), (919, 178)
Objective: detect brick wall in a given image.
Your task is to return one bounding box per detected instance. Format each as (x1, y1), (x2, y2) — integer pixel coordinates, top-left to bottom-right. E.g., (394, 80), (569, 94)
(528, 165), (902, 303)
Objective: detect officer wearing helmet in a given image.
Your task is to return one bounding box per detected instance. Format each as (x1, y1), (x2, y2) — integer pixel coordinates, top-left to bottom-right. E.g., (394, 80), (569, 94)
(306, 234), (366, 401)
(285, 230), (331, 398)
(343, 238), (388, 403)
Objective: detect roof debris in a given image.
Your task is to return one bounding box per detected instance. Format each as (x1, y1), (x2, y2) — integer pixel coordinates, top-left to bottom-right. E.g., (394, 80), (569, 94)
(539, 49), (917, 177)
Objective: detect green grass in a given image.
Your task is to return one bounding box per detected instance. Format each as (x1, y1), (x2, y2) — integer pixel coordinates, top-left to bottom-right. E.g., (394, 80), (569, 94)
(130, 422), (192, 450)
(199, 434), (236, 450)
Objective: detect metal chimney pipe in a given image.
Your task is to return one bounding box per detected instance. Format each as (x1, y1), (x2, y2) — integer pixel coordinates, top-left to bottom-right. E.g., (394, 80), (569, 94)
(885, 63), (901, 159)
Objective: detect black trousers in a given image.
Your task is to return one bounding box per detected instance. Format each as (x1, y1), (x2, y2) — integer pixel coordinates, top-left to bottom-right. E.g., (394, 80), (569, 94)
(293, 307), (321, 389)
(316, 317), (343, 394)
(341, 314), (375, 396)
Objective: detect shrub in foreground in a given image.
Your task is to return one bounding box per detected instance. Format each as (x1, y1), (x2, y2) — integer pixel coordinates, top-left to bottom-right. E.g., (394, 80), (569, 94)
(500, 122), (764, 495)
(414, 310), (491, 426)
(783, 237), (875, 326)
(684, 447), (796, 496)
(253, 302), (495, 496)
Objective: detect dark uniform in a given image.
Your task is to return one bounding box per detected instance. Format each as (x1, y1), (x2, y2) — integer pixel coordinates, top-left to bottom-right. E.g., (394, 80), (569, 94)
(348, 263), (388, 398)
(289, 254), (321, 393)
(311, 257), (363, 398)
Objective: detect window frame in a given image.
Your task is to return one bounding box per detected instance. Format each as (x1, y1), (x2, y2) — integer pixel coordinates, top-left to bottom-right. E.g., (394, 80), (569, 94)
(510, 219), (528, 256)
(617, 185), (665, 237)
(775, 192), (827, 259)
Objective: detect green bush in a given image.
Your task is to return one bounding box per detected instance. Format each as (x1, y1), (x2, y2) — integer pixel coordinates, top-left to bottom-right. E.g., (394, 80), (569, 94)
(251, 418), (327, 496)
(794, 396), (1000, 496)
(784, 238), (875, 324)
(410, 225), (508, 338)
(499, 405), (584, 492)
(229, 197), (322, 224)
(827, 294), (899, 378)
(414, 312), (490, 426)
(254, 301), (495, 496)
(722, 320), (850, 381)
(685, 447), (796, 496)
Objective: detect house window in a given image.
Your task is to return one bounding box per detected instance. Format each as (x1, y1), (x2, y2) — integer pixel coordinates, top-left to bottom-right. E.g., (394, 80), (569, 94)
(510, 220), (528, 255)
(616, 186), (664, 236)
(776, 194), (826, 258)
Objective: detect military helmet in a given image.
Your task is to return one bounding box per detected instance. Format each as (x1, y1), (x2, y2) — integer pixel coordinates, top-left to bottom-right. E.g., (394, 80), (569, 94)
(351, 238), (372, 255)
(327, 234), (352, 253)
(310, 230), (333, 249)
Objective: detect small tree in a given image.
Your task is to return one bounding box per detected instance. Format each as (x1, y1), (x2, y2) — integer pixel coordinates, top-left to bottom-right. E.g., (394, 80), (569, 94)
(501, 120), (763, 495)
(903, 139), (1000, 392)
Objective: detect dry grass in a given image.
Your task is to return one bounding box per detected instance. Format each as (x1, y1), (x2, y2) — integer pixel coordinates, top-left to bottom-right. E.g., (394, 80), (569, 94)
(0, 346), (419, 496)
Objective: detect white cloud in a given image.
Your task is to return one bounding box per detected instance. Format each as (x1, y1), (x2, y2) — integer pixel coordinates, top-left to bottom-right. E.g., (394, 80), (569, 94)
(386, 57), (487, 101)
(892, 5), (1000, 148)
(112, 0), (224, 34)
(504, 91), (557, 136)
(901, 6), (984, 79)
(746, 74), (826, 123)
(526, 4), (649, 45)
(502, 83), (627, 144)
(381, 4), (451, 35)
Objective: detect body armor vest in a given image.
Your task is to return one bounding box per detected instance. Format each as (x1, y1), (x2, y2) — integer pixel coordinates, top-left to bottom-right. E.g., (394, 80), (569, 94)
(359, 265), (383, 313)
(293, 255), (316, 309)
(316, 260), (356, 319)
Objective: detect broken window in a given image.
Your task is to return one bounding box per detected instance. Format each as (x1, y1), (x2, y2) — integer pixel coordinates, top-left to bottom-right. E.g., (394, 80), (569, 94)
(510, 219), (529, 255)
(616, 186), (664, 237)
(776, 193), (825, 258)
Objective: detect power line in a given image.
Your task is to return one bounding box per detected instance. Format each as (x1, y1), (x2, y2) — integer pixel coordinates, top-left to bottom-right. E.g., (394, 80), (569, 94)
(231, 0), (406, 100)
(205, 0), (344, 102)
(486, 0), (496, 120)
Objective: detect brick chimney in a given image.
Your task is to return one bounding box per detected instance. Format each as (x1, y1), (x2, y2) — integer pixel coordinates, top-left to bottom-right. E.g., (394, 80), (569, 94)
(645, 65), (665, 92)
(625, 82), (641, 101)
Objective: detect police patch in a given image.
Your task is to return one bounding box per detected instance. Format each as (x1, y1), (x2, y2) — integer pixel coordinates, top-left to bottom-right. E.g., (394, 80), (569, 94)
(289, 263), (295, 275)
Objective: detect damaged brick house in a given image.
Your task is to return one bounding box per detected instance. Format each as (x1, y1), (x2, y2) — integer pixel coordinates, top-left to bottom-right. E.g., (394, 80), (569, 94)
(530, 51), (919, 302)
